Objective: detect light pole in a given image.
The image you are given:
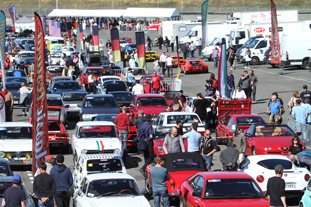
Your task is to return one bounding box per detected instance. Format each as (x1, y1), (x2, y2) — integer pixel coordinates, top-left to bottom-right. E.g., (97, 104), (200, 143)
(56, 0), (58, 9)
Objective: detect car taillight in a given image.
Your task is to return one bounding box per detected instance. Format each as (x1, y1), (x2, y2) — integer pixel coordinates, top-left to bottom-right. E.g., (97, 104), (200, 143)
(304, 174), (310, 182)
(286, 51), (289, 61)
(170, 180), (175, 190)
(256, 175), (264, 183)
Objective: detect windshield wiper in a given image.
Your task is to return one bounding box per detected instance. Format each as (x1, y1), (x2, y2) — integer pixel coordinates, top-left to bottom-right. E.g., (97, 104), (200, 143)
(229, 193), (261, 198)
(97, 191), (119, 199)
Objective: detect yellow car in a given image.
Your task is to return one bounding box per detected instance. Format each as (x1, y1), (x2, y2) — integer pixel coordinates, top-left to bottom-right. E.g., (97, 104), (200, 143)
(145, 51), (159, 62)
(46, 39), (65, 52)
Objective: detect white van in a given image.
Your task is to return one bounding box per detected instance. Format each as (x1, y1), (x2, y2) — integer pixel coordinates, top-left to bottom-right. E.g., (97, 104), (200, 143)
(280, 32), (311, 69)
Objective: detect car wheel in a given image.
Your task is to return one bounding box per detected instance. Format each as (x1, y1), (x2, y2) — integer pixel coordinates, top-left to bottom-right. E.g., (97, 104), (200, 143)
(302, 59), (310, 69)
(184, 70), (188, 75)
(251, 57), (260, 65)
(73, 151), (77, 163)
(208, 54), (213, 61)
(252, 147), (257, 155)
(145, 178), (152, 195)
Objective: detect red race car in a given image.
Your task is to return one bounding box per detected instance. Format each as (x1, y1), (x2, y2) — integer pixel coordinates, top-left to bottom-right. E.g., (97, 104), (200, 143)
(129, 94), (167, 122)
(47, 117), (70, 150)
(179, 172), (269, 207)
(145, 152), (207, 201)
(244, 124), (304, 156)
(181, 60), (208, 74)
(120, 36), (133, 43)
(80, 67), (103, 86)
(172, 56), (186, 68)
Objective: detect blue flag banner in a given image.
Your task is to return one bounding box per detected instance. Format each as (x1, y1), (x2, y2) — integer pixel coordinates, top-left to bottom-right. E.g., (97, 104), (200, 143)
(201, 1), (209, 48)
(0, 11), (6, 87)
(218, 41), (229, 98)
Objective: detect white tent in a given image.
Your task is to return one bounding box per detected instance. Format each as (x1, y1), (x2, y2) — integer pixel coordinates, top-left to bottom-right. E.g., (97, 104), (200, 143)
(15, 16), (35, 33)
(122, 8), (180, 20)
(48, 9), (126, 18)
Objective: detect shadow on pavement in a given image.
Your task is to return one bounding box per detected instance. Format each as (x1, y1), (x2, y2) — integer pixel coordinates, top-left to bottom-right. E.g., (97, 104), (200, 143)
(125, 154), (142, 169)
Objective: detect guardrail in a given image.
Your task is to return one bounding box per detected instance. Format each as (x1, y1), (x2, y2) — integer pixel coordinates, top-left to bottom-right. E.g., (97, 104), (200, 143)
(288, 119), (311, 151)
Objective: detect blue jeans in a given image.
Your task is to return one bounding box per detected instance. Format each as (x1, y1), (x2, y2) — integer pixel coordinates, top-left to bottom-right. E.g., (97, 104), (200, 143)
(190, 50), (195, 58)
(214, 57), (219, 67)
(38, 199), (54, 207)
(229, 87), (235, 98)
(119, 130), (128, 152)
(153, 189), (170, 207)
(202, 154), (213, 170)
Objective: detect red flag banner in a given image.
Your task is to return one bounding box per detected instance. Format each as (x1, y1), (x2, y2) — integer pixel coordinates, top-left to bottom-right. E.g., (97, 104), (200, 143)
(7, 5), (15, 26)
(110, 28), (121, 62)
(32, 12), (49, 174)
(135, 32), (146, 69)
(79, 23), (84, 50)
(66, 21), (72, 39)
(92, 26), (99, 51)
(270, 0), (281, 64)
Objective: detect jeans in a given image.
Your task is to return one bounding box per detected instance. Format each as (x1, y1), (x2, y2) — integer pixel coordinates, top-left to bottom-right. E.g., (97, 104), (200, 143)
(229, 87), (235, 98)
(142, 140), (154, 171)
(38, 199), (54, 207)
(89, 82), (96, 94)
(190, 50), (195, 58)
(252, 85), (256, 101)
(119, 130), (128, 152)
(214, 57), (219, 67)
(246, 61), (251, 67)
(147, 44), (152, 51)
(202, 154), (213, 170)
(198, 45), (202, 56)
(54, 191), (71, 207)
(167, 66), (173, 77)
(153, 189), (170, 207)
(161, 62), (166, 75)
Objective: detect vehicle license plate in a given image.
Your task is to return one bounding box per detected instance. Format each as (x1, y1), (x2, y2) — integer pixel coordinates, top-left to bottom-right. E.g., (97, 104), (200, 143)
(285, 183), (296, 189)
(14, 101), (18, 104)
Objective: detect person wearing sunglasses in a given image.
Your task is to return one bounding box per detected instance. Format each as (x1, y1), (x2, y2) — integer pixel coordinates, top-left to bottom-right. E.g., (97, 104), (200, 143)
(200, 129), (217, 170)
(288, 135), (303, 156)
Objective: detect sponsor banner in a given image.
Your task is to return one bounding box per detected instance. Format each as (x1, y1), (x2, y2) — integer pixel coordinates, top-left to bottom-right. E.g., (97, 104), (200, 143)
(32, 12), (49, 174)
(0, 92), (5, 122)
(41, 16), (46, 35)
(270, 0), (281, 64)
(56, 21), (61, 37)
(110, 28), (121, 62)
(66, 21), (72, 39)
(217, 42), (229, 98)
(201, 1), (209, 48)
(92, 26), (99, 51)
(0, 11), (6, 89)
(7, 5), (15, 26)
(79, 24), (84, 50)
(135, 32), (146, 69)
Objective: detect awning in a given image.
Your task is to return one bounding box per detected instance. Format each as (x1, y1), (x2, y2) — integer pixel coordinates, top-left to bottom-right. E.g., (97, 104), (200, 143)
(48, 9), (126, 18)
(122, 8), (180, 19)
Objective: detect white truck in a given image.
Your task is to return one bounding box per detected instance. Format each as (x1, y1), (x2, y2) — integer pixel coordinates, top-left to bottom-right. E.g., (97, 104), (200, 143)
(160, 21), (201, 40)
(280, 32), (311, 69)
(201, 36), (230, 60)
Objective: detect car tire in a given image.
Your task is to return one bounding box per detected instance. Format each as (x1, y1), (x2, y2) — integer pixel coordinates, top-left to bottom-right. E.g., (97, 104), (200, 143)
(145, 178), (152, 195)
(216, 131), (222, 145)
(208, 54), (213, 61)
(184, 70), (188, 75)
(252, 147), (257, 155)
(251, 57), (260, 65)
(302, 59), (310, 69)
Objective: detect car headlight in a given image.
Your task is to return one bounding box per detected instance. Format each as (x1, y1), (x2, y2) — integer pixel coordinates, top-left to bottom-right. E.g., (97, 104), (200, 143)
(264, 147), (272, 151)
(81, 149), (87, 155)
(25, 153), (31, 159)
(114, 149), (121, 155)
(282, 147), (289, 151)
(157, 146), (163, 153)
(0, 152), (5, 158)
(6, 154), (12, 160)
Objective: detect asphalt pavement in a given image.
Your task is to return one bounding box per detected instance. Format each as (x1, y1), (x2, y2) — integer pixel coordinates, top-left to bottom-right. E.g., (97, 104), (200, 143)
(11, 29), (311, 207)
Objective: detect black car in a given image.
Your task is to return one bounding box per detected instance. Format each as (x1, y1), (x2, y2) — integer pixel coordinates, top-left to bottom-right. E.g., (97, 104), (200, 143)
(108, 91), (133, 108)
(48, 80), (87, 95)
(99, 80), (128, 94)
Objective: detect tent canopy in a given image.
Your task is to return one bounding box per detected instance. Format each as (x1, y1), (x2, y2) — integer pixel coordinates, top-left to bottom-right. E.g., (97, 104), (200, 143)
(15, 16), (34, 23)
(48, 9), (125, 18)
(122, 8), (180, 19)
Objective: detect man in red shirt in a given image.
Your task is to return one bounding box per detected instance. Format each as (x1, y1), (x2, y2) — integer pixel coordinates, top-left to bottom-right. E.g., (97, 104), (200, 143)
(143, 80), (151, 94)
(151, 71), (164, 94)
(5, 54), (10, 70)
(115, 106), (130, 152)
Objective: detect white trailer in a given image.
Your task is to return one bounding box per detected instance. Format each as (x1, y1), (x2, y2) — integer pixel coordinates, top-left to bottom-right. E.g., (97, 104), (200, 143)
(160, 21), (201, 40)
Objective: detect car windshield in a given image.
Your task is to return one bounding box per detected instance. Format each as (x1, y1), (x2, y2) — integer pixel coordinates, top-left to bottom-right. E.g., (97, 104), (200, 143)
(78, 125), (117, 138)
(166, 115), (199, 125)
(132, 69), (145, 75)
(83, 97), (117, 108)
(48, 121), (61, 132)
(257, 159), (292, 170)
(63, 93), (86, 102)
(47, 98), (63, 106)
(0, 126), (32, 139)
(48, 67), (63, 73)
(254, 125), (295, 137)
(137, 97), (167, 106)
(24, 59), (34, 64)
(111, 93), (133, 102)
(53, 82), (81, 90)
(103, 82), (127, 92)
(94, 114), (117, 122)
(249, 39), (259, 48)
(86, 69), (102, 76)
(6, 71), (27, 77)
(236, 117), (265, 126)
(87, 179), (141, 197)
(209, 37), (218, 46)
(19, 53), (35, 57)
(204, 178), (263, 199)
(242, 38), (256, 48)
(6, 83), (22, 90)
(173, 158), (202, 170)
(6, 78), (27, 83)
(190, 61), (202, 66)
(87, 159), (122, 172)
(0, 163), (12, 176)
(120, 40), (127, 44)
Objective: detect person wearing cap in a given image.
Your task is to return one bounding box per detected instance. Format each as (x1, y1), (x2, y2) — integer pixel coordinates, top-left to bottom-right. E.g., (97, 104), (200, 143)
(143, 79), (151, 94)
(219, 141), (239, 171)
(182, 122), (201, 153)
(266, 165), (287, 207)
(138, 114), (155, 175)
(300, 85), (311, 104)
(232, 124), (247, 164)
(35, 155), (55, 176)
(33, 162), (56, 207)
(133, 110), (145, 133)
(159, 51), (167, 76)
(2, 174), (26, 207)
(115, 106), (131, 152)
(132, 80), (144, 95)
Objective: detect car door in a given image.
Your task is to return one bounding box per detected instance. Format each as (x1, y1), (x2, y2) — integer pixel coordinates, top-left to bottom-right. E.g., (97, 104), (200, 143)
(76, 178), (88, 207)
(245, 125), (255, 155)
(225, 117), (234, 137)
(153, 115), (162, 131)
(303, 179), (311, 206)
(186, 175), (205, 207)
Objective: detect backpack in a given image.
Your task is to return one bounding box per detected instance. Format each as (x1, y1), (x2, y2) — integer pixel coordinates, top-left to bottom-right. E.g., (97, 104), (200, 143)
(299, 150), (311, 158)
(212, 79), (218, 89)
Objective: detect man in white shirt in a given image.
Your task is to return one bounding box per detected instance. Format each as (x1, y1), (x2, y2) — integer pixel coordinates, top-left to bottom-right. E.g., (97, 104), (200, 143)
(159, 51), (167, 76)
(232, 86), (246, 100)
(132, 80), (144, 95)
(165, 54), (173, 78)
(99, 41), (104, 57)
(129, 55), (136, 68)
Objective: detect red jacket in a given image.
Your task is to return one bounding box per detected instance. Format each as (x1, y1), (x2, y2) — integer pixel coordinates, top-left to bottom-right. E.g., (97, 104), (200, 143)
(144, 84), (151, 94)
(115, 113), (130, 131)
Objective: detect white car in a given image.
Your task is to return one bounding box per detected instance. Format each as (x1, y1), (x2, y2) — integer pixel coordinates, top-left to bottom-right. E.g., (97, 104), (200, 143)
(239, 155), (310, 198)
(152, 112), (205, 134)
(73, 153), (127, 190)
(71, 121), (123, 162)
(0, 122), (33, 166)
(74, 173), (151, 207)
(62, 46), (75, 57)
(119, 40), (128, 48)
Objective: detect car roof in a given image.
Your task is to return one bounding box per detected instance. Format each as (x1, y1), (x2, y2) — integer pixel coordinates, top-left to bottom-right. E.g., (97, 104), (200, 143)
(85, 94), (113, 98)
(102, 80), (125, 84)
(0, 158), (10, 164)
(52, 76), (72, 80)
(0, 176), (14, 182)
(0, 122), (32, 127)
(135, 94), (165, 98)
(76, 121), (115, 127)
(198, 172), (254, 179)
(85, 67), (103, 69)
(99, 76), (120, 79)
(47, 94), (62, 98)
(246, 155), (291, 162)
(187, 60), (202, 62)
(86, 173), (135, 181)
(160, 112), (198, 116)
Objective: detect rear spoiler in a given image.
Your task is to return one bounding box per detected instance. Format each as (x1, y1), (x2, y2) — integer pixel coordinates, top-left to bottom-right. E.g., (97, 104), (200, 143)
(218, 98), (252, 122)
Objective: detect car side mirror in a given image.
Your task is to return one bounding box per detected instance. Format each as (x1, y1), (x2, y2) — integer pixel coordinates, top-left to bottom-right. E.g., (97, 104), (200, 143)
(296, 132), (302, 136)
(192, 191), (201, 197)
(76, 189), (84, 197)
(245, 133), (251, 137)
(70, 165), (75, 170)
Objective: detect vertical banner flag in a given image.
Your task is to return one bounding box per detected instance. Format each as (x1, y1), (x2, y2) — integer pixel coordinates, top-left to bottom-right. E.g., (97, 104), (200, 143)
(110, 28), (121, 62)
(49, 19), (54, 36)
(56, 21), (62, 37)
(7, 5), (15, 26)
(175, 36), (181, 80)
(201, 1), (209, 49)
(32, 12), (49, 174)
(217, 41), (229, 98)
(79, 24), (84, 50)
(0, 11), (6, 88)
(66, 21), (72, 39)
(135, 32), (146, 69)
(92, 26), (99, 51)
(0, 92), (5, 122)
(270, 0), (281, 64)
(53, 21), (57, 36)
(41, 16), (46, 35)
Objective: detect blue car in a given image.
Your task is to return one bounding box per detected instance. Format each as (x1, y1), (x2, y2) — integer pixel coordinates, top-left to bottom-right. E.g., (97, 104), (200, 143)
(300, 177), (311, 207)
(124, 43), (136, 54)
(48, 80), (87, 95)
(79, 94), (119, 121)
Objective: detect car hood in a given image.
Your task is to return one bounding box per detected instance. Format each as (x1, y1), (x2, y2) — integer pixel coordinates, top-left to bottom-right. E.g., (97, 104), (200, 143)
(135, 106), (166, 114)
(80, 195), (149, 207)
(168, 171), (203, 190)
(75, 138), (121, 150)
(82, 107), (119, 115)
(0, 140), (32, 151)
(252, 136), (292, 150)
(199, 198), (269, 207)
